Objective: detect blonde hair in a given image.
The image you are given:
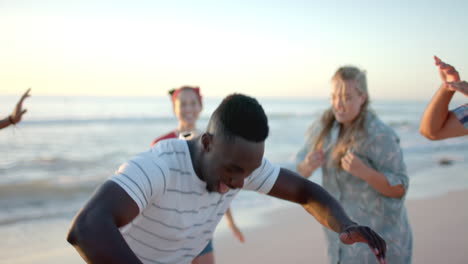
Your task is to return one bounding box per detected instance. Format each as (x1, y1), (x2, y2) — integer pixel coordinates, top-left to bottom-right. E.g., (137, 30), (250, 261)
(313, 66), (371, 168)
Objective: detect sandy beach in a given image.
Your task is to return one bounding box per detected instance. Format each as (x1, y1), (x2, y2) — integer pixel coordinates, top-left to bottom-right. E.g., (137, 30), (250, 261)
(3, 189), (468, 264)
(214, 189), (468, 264)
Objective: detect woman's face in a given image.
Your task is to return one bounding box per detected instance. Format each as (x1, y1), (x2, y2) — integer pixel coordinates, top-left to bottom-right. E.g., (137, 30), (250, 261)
(173, 89), (202, 128)
(330, 79), (366, 126)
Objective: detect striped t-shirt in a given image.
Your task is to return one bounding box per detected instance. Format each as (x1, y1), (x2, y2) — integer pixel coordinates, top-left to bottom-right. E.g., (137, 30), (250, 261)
(111, 139), (280, 264)
(453, 104), (468, 129)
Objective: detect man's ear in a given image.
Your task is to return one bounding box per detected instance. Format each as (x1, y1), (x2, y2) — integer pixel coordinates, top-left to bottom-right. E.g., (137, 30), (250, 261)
(201, 133), (213, 152)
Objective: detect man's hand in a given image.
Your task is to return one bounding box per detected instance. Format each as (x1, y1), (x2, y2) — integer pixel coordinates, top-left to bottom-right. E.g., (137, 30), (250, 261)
(10, 88), (31, 124)
(339, 224), (387, 264)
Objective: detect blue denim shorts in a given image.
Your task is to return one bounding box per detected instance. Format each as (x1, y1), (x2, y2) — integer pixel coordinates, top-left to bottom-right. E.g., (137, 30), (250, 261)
(197, 240), (213, 256)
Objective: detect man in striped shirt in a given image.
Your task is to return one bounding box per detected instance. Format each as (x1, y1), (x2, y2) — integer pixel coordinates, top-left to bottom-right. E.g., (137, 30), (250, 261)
(67, 94), (387, 264)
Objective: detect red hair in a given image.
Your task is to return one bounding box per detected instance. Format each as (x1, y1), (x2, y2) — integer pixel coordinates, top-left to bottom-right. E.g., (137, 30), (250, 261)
(169, 86), (202, 106)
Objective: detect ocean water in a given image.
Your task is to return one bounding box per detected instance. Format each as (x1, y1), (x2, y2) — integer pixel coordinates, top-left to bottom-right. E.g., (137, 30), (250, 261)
(0, 95), (467, 262)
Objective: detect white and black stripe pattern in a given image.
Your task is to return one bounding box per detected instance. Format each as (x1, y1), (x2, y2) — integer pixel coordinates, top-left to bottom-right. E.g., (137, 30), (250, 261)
(110, 139), (280, 263)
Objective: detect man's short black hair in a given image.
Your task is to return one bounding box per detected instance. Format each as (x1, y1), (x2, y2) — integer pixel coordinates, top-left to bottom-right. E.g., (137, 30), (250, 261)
(207, 94), (269, 142)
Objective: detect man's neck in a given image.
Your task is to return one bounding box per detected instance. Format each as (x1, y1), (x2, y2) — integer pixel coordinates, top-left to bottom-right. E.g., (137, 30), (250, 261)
(186, 137), (204, 182)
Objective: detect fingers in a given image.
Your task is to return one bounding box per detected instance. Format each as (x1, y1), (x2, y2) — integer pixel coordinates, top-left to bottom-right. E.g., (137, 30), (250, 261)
(233, 229), (245, 243)
(447, 81), (468, 89)
(24, 88), (31, 96)
(341, 156), (349, 170)
(445, 67), (460, 80)
(436, 64), (460, 83)
(447, 81), (468, 97)
(344, 150), (353, 159)
(343, 226), (387, 263)
(366, 227), (385, 259)
(434, 55), (441, 65)
(361, 227), (386, 263)
(371, 230), (387, 263)
(436, 59), (450, 70)
(21, 88), (31, 101)
(305, 150), (325, 166)
(340, 151), (353, 170)
(238, 233), (245, 243)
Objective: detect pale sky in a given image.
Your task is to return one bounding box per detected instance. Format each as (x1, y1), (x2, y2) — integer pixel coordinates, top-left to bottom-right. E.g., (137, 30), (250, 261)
(1, 0), (467, 100)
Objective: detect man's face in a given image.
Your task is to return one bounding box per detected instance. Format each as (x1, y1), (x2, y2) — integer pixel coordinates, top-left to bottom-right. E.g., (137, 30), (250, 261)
(200, 134), (264, 193)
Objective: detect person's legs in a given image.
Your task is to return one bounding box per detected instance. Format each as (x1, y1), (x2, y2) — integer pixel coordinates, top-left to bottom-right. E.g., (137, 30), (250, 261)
(192, 240), (215, 264)
(192, 252), (214, 264)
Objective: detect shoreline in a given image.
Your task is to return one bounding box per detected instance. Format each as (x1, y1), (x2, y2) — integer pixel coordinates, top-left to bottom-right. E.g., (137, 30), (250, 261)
(214, 189), (468, 264)
(1, 189), (468, 264)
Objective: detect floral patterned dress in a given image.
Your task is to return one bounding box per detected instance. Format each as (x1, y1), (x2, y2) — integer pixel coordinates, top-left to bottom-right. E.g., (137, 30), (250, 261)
(296, 112), (413, 264)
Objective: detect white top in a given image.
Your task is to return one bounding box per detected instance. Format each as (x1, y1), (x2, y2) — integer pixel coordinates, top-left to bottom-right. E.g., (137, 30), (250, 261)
(111, 139), (280, 264)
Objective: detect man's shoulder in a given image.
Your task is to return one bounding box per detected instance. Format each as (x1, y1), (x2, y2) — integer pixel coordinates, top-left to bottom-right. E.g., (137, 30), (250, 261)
(148, 139), (191, 171)
(247, 157), (277, 179)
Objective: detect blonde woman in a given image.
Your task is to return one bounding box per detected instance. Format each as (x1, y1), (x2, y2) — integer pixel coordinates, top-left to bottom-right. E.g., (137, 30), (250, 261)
(296, 66), (412, 263)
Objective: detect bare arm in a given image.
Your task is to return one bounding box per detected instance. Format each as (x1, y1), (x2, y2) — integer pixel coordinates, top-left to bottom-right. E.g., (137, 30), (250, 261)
(420, 56), (468, 139)
(0, 116), (14, 129)
(341, 151), (405, 198)
(1, 88), (31, 130)
(224, 208), (245, 243)
(296, 150), (324, 178)
(353, 165), (404, 198)
(67, 181), (143, 264)
(268, 168), (354, 231)
(419, 84), (467, 139)
(296, 160), (317, 177)
(267, 168), (386, 263)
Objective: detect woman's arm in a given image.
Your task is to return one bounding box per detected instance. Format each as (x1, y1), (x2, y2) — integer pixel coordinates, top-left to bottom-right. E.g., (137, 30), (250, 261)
(419, 84), (467, 140)
(224, 208), (245, 243)
(419, 56), (468, 139)
(0, 116), (15, 129)
(1, 88), (31, 130)
(342, 151), (405, 198)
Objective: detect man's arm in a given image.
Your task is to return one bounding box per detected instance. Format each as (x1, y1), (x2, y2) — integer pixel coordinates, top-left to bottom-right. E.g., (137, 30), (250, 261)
(267, 168), (386, 263)
(67, 181), (143, 264)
